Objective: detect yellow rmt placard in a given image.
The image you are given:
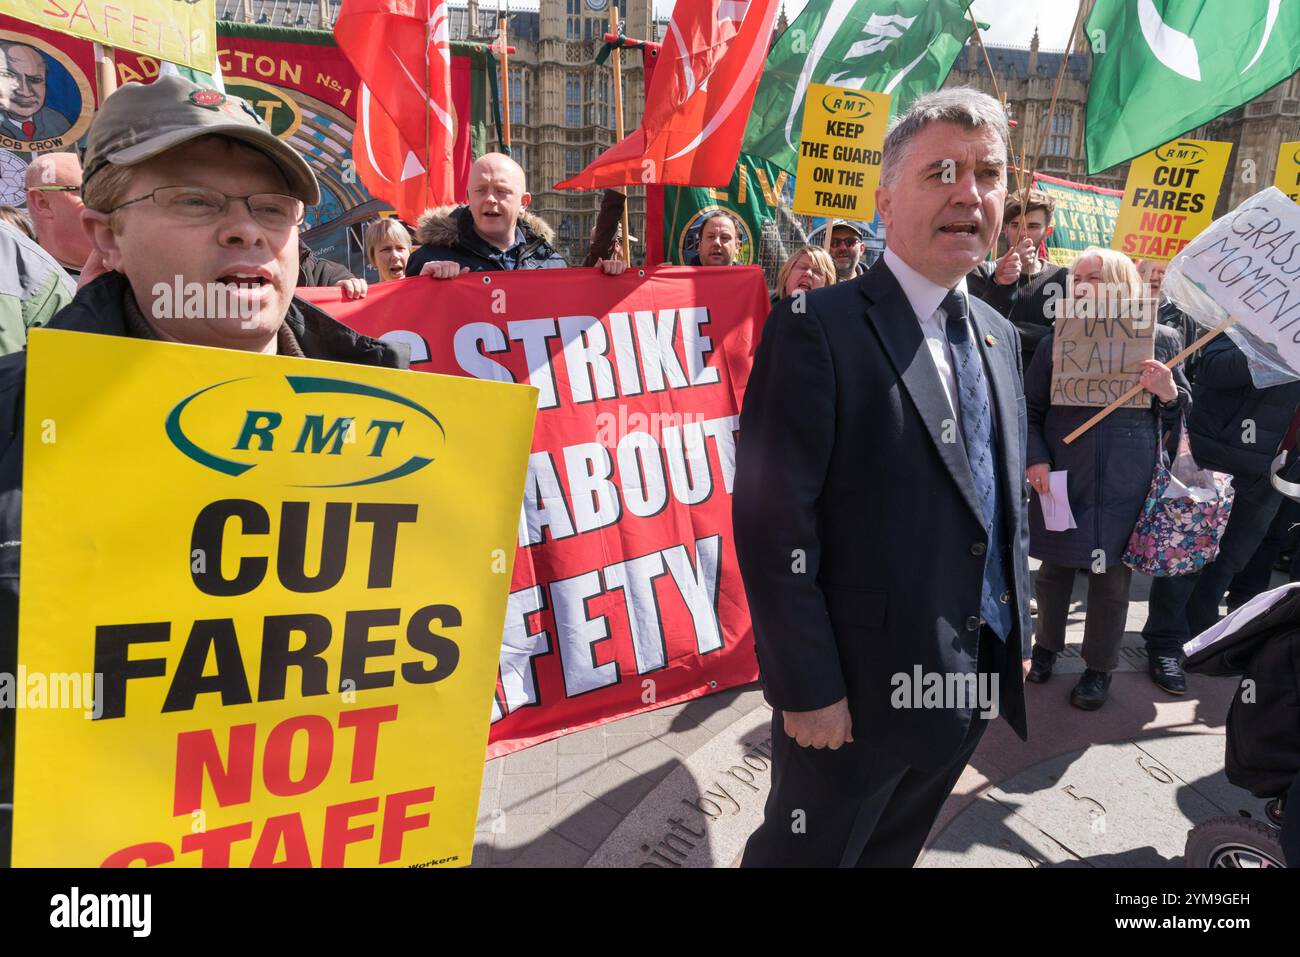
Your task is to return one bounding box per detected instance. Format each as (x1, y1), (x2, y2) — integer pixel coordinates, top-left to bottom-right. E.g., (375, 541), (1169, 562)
(12, 329), (537, 867)
(1111, 138), (1232, 261)
(793, 84), (891, 221)
(9, 0), (218, 74)
(1276, 142), (1300, 203)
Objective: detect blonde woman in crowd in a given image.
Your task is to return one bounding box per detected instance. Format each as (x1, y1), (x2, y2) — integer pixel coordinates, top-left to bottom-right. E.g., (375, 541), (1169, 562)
(1023, 247), (1190, 710)
(773, 245), (837, 303)
(365, 217), (413, 282)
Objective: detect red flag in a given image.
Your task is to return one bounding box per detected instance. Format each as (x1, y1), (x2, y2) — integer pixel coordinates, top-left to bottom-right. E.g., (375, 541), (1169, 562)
(335, 0), (456, 208)
(353, 84), (432, 224)
(557, 0), (779, 190)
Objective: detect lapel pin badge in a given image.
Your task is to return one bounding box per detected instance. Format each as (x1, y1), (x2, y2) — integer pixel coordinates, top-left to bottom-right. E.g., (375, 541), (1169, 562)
(985, 334), (997, 347)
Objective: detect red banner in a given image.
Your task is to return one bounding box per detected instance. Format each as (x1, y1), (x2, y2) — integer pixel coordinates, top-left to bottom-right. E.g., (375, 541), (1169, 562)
(301, 267), (767, 755)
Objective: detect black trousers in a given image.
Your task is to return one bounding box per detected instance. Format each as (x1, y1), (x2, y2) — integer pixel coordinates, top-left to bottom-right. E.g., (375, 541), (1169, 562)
(1143, 472), (1284, 656)
(741, 628), (1002, 868)
(1034, 561), (1133, 672)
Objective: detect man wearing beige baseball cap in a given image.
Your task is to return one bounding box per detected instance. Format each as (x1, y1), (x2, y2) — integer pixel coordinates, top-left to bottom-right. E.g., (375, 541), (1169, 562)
(57, 74), (399, 358)
(0, 76), (407, 865)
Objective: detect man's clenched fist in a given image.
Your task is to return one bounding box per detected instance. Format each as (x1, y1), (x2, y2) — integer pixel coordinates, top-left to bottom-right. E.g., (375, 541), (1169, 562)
(993, 244), (1022, 285)
(783, 698), (854, 749)
(420, 261), (470, 280)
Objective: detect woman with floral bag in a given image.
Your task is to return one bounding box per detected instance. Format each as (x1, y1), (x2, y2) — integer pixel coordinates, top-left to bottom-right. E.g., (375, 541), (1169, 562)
(1024, 248), (1191, 710)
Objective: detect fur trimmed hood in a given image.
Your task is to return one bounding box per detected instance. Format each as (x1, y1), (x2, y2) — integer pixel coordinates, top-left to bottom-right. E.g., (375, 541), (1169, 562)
(415, 204), (557, 247)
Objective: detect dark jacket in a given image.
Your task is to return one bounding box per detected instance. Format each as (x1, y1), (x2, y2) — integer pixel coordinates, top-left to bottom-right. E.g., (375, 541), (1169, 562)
(297, 242), (358, 287)
(405, 204), (567, 275)
(1187, 333), (1300, 482)
(582, 189), (627, 267)
(1158, 299), (1202, 384)
(1184, 586), (1300, 800)
(1026, 324), (1191, 568)
(0, 271), (407, 865)
(734, 260), (1030, 779)
(967, 260), (1068, 373)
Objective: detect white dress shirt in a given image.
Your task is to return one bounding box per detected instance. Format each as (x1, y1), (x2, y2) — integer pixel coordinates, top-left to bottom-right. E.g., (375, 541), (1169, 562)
(883, 248), (973, 418)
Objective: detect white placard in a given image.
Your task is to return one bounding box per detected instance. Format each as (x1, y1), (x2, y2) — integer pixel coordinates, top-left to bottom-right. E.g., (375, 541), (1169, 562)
(1167, 187), (1300, 375)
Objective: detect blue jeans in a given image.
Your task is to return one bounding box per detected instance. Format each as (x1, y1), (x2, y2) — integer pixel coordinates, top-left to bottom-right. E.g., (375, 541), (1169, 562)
(1142, 472), (1284, 657)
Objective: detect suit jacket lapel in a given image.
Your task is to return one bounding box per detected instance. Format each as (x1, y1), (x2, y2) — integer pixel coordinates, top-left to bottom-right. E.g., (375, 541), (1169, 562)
(860, 262), (984, 526)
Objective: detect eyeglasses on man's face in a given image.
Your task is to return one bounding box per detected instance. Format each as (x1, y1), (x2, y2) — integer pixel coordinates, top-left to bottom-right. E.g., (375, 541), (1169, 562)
(105, 186), (305, 230)
(28, 185), (81, 195)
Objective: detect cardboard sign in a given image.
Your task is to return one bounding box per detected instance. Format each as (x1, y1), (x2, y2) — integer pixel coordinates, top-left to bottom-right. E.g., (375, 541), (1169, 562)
(12, 329), (537, 867)
(1171, 187), (1300, 376)
(1111, 138), (1232, 261)
(1051, 297), (1157, 408)
(1276, 141), (1300, 204)
(7, 0), (217, 74)
(792, 84), (889, 220)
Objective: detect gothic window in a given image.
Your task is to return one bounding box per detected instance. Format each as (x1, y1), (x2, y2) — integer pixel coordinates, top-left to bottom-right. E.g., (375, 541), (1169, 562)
(566, 74), (582, 127)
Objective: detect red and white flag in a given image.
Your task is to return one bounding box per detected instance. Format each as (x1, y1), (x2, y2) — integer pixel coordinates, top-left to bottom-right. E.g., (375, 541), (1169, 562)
(353, 83), (436, 224)
(336, 0), (456, 212)
(557, 0), (779, 190)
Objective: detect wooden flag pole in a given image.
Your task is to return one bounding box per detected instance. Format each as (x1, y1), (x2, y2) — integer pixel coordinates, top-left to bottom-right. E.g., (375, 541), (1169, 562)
(967, 9), (1002, 103)
(1018, 2), (1087, 227)
(966, 9), (1026, 204)
(1062, 317), (1237, 444)
(610, 5), (631, 264)
(499, 15), (512, 150)
(93, 43), (117, 101)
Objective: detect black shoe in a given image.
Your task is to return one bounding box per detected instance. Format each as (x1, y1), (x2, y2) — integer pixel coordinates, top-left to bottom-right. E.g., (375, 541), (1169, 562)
(1027, 646), (1056, 683)
(1070, 669), (1112, 710)
(1149, 655), (1187, 695)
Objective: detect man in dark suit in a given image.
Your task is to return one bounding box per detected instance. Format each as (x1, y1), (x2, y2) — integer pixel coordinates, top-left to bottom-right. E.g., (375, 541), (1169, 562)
(735, 87), (1031, 867)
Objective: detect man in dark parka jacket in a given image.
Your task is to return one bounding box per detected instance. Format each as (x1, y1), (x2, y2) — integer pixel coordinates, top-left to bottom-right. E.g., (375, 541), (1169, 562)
(405, 153), (568, 277)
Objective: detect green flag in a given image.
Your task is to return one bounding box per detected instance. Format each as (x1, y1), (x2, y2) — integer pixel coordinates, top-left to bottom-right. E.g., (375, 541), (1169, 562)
(1086, 0), (1300, 174)
(743, 0), (977, 175)
(658, 0), (976, 270)
(662, 154), (796, 269)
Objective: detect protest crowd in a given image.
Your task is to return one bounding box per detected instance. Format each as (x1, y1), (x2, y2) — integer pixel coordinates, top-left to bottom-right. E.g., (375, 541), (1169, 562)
(0, 0), (1299, 881)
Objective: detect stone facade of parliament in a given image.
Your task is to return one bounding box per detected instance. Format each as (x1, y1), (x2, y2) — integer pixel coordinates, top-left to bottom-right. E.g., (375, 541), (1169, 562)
(221, 1), (1300, 264)
(944, 27), (1300, 218)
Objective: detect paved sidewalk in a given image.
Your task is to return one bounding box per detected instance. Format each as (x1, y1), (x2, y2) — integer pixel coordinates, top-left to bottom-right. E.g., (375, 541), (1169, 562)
(472, 570), (1268, 867)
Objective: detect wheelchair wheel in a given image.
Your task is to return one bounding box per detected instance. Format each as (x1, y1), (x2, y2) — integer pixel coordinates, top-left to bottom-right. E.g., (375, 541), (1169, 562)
(1185, 816), (1287, 868)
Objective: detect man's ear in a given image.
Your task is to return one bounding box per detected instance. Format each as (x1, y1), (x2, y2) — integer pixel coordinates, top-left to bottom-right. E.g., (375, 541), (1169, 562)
(875, 185), (892, 227)
(80, 206), (124, 272)
(520, 191), (532, 210)
(25, 189), (49, 216)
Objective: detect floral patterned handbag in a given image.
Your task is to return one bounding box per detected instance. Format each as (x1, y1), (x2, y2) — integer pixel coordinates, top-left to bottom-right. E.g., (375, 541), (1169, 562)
(1122, 422), (1234, 577)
